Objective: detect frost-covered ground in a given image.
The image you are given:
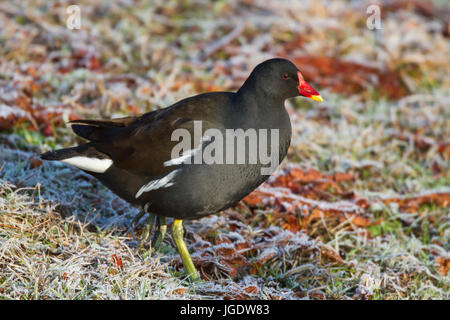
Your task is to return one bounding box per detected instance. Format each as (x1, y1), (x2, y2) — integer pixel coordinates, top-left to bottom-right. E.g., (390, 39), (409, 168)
(0, 0), (449, 299)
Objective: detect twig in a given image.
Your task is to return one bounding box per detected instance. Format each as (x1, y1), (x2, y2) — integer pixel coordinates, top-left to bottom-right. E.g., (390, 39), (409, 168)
(198, 23), (245, 60)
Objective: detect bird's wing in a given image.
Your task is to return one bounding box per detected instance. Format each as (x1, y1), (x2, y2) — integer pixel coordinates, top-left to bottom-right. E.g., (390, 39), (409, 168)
(89, 92), (232, 177)
(68, 111), (160, 142)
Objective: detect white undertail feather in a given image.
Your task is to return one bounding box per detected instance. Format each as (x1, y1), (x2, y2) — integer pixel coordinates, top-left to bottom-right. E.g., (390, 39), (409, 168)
(135, 169), (181, 198)
(61, 156), (113, 173)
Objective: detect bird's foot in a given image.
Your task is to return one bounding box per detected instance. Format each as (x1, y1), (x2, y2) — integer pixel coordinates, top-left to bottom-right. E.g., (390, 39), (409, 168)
(130, 212), (167, 253)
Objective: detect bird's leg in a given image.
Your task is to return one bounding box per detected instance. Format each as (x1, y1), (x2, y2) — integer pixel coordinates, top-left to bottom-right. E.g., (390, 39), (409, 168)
(131, 209), (156, 247)
(141, 213), (156, 243)
(171, 219), (200, 281)
(132, 210), (147, 227)
(130, 210), (148, 245)
(151, 216), (167, 252)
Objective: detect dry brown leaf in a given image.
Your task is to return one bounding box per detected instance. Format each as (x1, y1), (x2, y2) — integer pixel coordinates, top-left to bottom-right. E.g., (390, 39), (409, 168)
(290, 56), (409, 100)
(435, 257), (449, 276)
(382, 192), (450, 212)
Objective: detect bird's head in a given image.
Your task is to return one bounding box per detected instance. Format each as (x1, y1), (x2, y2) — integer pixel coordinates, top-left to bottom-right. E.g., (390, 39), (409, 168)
(245, 58), (323, 103)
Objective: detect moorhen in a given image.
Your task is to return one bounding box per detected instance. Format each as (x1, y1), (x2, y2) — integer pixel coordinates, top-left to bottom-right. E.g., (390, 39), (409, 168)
(41, 58), (323, 280)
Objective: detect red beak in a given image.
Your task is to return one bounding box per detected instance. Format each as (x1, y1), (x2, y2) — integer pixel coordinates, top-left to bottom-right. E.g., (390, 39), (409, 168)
(297, 71), (323, 102)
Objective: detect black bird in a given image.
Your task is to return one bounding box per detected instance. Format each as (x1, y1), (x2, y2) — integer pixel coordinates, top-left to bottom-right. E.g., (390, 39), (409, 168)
(41, 58), (323, 280)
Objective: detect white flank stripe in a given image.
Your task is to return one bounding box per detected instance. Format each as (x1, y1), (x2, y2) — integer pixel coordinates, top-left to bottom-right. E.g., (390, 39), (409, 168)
(61, 156), (113, 173)
(164, 135), (212, 167)
(135, 169), (181, 198)
(163, 148), (196, 167)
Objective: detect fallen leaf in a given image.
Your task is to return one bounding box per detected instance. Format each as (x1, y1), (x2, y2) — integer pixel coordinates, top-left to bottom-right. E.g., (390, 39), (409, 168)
(435, 256), (449, 276)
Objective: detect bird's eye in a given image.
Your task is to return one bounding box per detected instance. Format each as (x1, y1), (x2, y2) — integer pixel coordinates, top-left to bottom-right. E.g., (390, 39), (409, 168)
(281, 73), (290, 80)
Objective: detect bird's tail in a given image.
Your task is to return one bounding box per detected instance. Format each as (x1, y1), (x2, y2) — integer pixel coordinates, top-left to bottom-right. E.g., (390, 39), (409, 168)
(40, 145), (113, 173)
(40, 146), (83, 161)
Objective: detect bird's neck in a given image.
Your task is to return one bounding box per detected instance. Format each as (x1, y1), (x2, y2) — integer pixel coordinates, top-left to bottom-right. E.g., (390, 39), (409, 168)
(235, 81), (285, 114)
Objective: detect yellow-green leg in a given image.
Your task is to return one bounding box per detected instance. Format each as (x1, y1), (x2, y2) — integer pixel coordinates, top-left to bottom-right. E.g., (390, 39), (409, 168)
(172, 219), (200, 281)
(151, 216), (167, 252)
(142, 213), (156, 244)
(131, 211), (157, 246)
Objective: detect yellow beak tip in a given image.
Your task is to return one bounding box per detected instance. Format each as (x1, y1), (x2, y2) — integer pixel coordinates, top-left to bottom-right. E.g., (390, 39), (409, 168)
(309, 95), (324, 102)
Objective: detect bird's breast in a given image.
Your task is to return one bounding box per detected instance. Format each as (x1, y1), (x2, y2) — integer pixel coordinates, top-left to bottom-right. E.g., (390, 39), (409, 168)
(141, 117), (292, 218)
